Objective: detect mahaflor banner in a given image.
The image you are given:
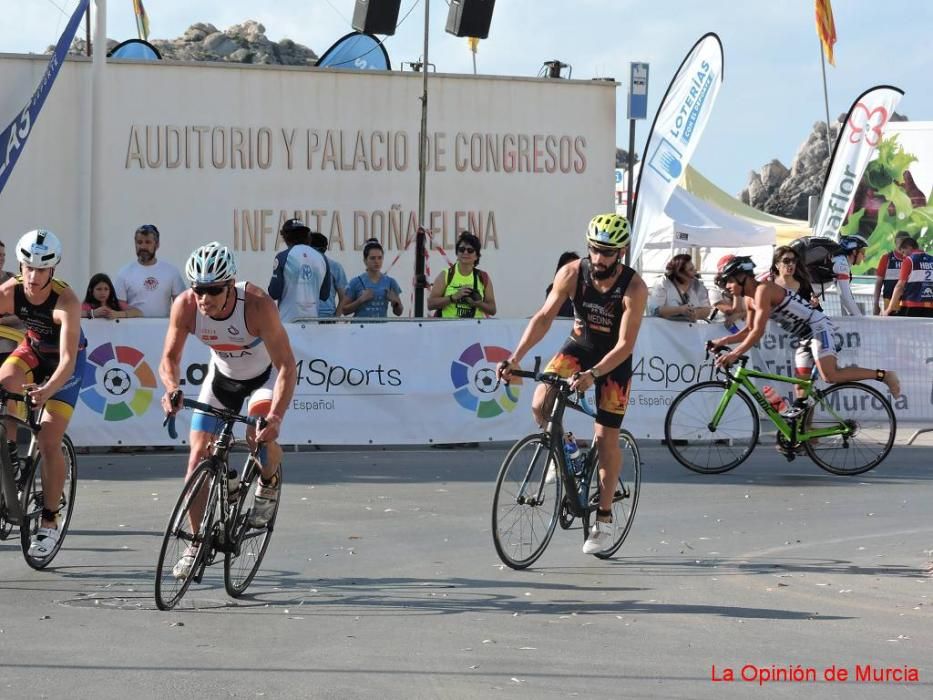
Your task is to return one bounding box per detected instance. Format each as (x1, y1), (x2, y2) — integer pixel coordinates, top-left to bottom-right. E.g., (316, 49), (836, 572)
(813, 85), (904, 241)
(629, 32), (724, 263)
(67, 317), (929, 446)
(0, 0), (89, 196)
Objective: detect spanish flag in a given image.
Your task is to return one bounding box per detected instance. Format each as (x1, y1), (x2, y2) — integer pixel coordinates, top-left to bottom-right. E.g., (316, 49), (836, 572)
(815, 0), (837, 65)
(133, 0), (150, 41)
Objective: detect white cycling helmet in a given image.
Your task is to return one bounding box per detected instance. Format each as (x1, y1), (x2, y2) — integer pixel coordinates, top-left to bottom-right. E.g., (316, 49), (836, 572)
(16, 229), (62, 269)
(185, 242), (237, 285)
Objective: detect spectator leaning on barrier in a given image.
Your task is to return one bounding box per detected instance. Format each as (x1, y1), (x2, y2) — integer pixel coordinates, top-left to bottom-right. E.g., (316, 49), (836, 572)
(341, 239), (403, 318)
(427, 232), (497, 318)
(831, 234), (869, 316)
(709, 255), (746, 332)
(649, 253), (711, 322)
(308, 232), (347, 319)
(114, 224), (186, 317)
(884, 237), (933, 318)
(0, 239), (24, 360)
(268, 218), (328, 322)
(873, 230), (911, 316)
(82, 272), (139, 319)
(546, 251), (580, 318)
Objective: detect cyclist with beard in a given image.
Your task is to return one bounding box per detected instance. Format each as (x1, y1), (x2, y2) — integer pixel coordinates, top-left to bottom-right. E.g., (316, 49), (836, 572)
(498, 213), (647, 555)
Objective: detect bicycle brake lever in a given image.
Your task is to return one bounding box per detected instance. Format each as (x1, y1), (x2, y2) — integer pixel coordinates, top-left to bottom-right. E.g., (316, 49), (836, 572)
(163, 414), (178, 440)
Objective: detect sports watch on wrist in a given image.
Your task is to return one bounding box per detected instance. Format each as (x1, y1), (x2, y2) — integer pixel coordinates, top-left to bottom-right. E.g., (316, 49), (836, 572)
(588, 367), (600, 379)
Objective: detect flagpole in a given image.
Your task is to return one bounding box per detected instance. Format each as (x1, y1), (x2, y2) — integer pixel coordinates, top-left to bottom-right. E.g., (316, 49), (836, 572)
(89, 0), (107, 284)
(819, 42), (833, 160)
(414, 0), (430, 317)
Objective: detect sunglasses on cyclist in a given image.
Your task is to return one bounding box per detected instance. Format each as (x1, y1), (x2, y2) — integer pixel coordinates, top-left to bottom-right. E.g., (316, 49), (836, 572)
(456, 246), (476, 254)
(588, 244), (619, 257)
(192, 284), (227, 297)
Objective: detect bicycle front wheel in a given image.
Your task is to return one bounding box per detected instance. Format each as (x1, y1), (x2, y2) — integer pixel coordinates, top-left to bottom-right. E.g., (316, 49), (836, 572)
(20, 435), (78, 570)
(804, 382), (896, 476)
(225, 460), (281, 597)
(664, 381), (759, 474)
(155, 461), (219, 611)
(584, 429), (641, 559)
(492, 434), (561, 570)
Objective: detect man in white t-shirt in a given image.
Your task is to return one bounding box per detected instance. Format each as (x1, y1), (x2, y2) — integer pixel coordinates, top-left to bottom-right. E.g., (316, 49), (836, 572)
(114, 224), (186, 317)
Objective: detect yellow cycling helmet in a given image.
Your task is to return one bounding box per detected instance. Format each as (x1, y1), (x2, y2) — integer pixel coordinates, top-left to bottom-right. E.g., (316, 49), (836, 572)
(586, 213), (630, 249)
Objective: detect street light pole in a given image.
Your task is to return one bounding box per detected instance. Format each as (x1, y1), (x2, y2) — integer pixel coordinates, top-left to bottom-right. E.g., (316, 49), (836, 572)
(414, 0), (430, 317)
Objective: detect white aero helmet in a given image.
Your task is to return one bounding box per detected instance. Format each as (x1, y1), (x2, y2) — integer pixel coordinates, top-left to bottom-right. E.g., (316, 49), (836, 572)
(185, 242), (237, 285)
(16, 229), (62, 269)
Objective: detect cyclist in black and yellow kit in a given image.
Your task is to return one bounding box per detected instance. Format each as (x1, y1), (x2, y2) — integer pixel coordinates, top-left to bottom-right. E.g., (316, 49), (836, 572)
(498, 214), (648, 554)
(0, 230), (86, 559)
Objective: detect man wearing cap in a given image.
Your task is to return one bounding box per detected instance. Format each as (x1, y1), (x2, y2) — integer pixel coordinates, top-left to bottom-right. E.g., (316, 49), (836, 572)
(113, 224), (185, 317)
(308, 232), (347, 318)
(268, 219), (328, 322)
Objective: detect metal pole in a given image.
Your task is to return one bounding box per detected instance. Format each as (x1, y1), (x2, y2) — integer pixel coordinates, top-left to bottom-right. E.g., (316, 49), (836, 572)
(414, 0), (430, 317)
(819, 45), (833, 160)
(85, 5), (91, 56)
(624, 118), (636, 267)
(88, 0), (107, 290)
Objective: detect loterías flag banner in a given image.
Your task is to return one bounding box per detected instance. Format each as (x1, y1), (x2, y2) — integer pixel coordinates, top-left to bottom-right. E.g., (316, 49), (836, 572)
(812, 85), (904, 241)
(815, 0), (837, 65)
(629, 33), (724, 264)
(134, 0), (150, 41)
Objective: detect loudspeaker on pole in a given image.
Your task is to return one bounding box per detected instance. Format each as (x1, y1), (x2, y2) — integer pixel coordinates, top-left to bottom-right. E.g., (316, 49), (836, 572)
(445, 0), (497, 39)
(352, 0), (402, 37)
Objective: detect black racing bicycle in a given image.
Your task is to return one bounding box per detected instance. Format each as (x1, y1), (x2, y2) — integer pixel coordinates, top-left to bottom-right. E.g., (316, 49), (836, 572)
(492, 358), (641, 569)
(0, 387), (77, 569)
(155, 397), (281, 611)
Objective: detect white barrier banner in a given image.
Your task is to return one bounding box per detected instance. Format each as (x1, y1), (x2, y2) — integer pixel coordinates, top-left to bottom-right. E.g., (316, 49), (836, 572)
(69, 318), (931, 446)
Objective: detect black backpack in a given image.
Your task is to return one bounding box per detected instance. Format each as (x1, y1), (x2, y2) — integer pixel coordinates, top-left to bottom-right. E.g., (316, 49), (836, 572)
(789, 236), (845, 285)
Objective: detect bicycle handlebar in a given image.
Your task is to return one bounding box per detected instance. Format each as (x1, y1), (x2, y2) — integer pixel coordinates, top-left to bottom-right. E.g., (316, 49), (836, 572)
(162, 393), (265, 440)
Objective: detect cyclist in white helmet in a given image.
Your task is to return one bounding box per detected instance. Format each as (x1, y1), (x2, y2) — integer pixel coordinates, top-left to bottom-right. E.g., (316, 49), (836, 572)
(160, 242), (296, 579)
(0, 229), (86, 559)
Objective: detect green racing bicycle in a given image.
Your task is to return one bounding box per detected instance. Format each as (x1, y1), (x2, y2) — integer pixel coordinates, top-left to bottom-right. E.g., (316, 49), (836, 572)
(663, 342), (896, 476)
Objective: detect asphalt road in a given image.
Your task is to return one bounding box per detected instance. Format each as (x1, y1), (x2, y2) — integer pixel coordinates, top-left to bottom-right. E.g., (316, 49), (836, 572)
(1, 437), (932, 699)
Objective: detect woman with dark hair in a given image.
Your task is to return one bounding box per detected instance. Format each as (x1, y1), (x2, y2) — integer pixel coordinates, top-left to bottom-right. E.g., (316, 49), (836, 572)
(428, 232), (497, 318)
(545, 251), (579, 318)
(341, 238), (404, 317)
(768, 246), (821, 308)
(649, 253), (711, 322)
(82, 272), (139, 319)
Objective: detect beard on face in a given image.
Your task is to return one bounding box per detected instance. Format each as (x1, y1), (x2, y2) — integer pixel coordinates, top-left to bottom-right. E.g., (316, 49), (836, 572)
(137, 249), (154, 263)
(591, 260), (618, 280)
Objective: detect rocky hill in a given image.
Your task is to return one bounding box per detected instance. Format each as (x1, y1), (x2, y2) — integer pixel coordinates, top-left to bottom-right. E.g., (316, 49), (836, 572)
(740, 112), (909, 219)
(65, 20), (317, 65)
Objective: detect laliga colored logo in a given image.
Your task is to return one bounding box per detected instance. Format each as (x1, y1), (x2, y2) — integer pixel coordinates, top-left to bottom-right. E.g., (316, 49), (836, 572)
(848, 103), (888, 146)
(79, 343), (157, 421)
(450, 342), (521, 418)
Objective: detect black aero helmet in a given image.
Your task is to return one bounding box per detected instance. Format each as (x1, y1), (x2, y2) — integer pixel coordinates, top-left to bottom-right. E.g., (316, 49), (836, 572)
(718, 255), (755, 279)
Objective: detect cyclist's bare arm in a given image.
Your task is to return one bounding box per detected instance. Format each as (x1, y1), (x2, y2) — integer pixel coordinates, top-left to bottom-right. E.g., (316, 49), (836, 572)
(44, 288), (82, 394)
(245, 287), (296, 442)
(0, 277), (16, 315)
(159, 292), (196, 413)
(727, 284), (773, 358)
(505, 261), (579, 371)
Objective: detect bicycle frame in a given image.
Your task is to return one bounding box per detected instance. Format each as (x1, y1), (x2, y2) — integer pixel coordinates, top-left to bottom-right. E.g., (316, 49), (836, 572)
(0, 391), (43, 525)
(712, 360), (854, 443)
(509, 368), (598, 520)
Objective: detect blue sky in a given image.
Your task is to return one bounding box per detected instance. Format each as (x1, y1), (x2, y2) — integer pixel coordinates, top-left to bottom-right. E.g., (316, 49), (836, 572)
(5, 1), (933, 196)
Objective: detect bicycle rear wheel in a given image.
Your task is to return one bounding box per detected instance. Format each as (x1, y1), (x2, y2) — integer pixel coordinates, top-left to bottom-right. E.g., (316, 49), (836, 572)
(804, 382), (896, 476)
(584, 429), (641, 559)
(20, 435), (77, 570)
(155, 461), (219, 611)
(492, 434), (561, 570)
(224, 460), (281, 597)
(664, 381), (759, 474)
